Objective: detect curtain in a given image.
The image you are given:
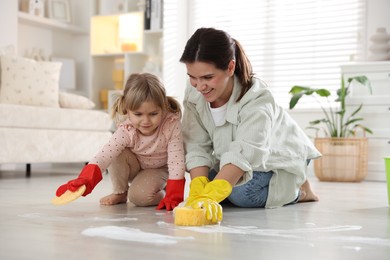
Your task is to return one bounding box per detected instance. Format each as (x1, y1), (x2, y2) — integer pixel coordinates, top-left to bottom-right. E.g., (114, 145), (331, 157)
(185, 0), (366, 108)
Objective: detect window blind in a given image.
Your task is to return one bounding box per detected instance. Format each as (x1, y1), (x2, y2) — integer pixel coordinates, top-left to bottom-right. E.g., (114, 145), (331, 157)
(161, 0), (188, 102)
(186, 0), (366, 108)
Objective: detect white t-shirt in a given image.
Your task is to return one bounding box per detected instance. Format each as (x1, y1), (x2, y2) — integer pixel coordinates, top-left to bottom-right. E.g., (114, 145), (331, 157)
(209, 102), (227, 126)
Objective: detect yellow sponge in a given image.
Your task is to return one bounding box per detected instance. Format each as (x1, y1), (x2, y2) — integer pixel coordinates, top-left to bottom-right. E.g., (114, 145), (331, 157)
(174, 207), (215, 226)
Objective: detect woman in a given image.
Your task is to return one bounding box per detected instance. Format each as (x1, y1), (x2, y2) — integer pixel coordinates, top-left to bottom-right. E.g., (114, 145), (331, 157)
(180, 27), (321, 223)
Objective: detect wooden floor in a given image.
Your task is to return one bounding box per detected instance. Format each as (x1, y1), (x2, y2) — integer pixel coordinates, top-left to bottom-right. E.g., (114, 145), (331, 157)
(1, 166), (389, 260)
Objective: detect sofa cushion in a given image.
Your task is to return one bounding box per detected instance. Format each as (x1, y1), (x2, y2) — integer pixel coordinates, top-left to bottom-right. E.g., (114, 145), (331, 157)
(59, 92), (96, 110)
(0, 103), (111, 131)
(0, 55), (61, 107)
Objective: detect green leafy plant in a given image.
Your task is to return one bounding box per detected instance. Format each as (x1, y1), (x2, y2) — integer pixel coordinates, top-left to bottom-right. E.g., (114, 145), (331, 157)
(289, 75), (373, 137)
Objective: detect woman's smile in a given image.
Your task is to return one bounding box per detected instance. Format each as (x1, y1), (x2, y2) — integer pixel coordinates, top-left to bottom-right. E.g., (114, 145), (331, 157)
(186, 61), (234, 108)
(201, 89), (213, 96)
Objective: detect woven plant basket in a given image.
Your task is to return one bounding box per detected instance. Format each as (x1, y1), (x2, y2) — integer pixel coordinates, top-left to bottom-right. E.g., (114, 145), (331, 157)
(314, 137), (368, 182)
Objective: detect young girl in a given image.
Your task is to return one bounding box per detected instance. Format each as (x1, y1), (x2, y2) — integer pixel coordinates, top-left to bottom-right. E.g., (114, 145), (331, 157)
(54, 73), (186, 211)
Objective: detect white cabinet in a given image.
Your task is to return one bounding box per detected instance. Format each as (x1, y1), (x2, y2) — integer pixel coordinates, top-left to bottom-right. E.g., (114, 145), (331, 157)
(16, 0), (92, 97)
(90, 1), (163, 109)
(341, 62), (390, 181)
(3, 0), (163, 109)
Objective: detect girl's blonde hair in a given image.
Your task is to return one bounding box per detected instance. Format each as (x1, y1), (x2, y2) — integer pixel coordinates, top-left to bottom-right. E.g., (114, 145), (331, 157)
(111, 73), (181, 122)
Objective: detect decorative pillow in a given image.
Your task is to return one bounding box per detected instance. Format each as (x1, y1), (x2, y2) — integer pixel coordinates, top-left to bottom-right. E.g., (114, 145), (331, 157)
(0, 45), (15, 56)
(0, 55), (61, 107)
(59, 92), (95, 109)
(0, 45), (16, 84)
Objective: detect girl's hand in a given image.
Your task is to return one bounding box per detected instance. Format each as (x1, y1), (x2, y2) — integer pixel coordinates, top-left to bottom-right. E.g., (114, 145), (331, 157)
(55, 164), (102, 197)
(156, 179), (185, 211)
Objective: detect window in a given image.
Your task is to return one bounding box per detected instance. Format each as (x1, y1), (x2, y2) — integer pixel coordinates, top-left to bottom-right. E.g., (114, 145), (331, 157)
(186, 0), (366, 108)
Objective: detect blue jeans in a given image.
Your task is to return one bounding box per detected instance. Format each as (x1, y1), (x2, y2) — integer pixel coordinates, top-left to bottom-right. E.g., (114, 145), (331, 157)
(209, 169), (273, 208)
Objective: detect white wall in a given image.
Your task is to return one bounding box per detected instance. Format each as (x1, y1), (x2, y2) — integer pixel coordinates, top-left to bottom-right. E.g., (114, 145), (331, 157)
(366, 0), (390, 49)
(0, 0), (17, 49)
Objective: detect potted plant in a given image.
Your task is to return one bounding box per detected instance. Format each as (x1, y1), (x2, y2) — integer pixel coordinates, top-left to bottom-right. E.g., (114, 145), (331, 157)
(289, 75), (372, 182)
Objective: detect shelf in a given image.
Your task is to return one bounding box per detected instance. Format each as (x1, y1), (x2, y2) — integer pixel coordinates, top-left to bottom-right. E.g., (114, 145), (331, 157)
(90, 12), (144, 56)
(18, 12), (88, 35)
(144, 29), (163, 35)
(92, 52), (147, 58)
(89, 9), (163, 109)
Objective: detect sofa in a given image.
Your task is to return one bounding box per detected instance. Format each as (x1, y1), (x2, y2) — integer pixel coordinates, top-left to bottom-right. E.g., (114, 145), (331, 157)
(0, 51), (112, 177)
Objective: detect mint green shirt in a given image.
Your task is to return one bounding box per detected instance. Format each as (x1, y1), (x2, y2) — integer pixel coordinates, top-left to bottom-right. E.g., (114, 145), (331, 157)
(182, 76), (321, 208)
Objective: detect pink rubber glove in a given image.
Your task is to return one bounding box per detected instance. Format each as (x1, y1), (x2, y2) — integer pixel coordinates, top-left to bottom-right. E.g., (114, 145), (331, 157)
(156, 179), (185, 211)
(55, 164), (102, 197)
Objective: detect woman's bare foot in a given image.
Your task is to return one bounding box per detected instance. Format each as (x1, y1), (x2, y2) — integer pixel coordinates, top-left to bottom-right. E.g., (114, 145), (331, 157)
(298, 180), (319, 202)
(100, 192), (128, 205)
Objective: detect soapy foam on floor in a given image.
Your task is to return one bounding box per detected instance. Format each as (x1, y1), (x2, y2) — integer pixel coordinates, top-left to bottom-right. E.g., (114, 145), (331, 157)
(82, 226), (194, 245)
(91, 222), (389, 248)
(20, 213), (390, 247)
(169, 222), (390, 247)
(178, 224), (362, 235)
(328, 236), (390, 247)
(19, 213), (138, 222)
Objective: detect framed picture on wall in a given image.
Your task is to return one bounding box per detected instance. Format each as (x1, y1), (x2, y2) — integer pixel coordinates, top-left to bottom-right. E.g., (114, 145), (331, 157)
(98, 0), (128, 15)
(47, 0), (71, 23)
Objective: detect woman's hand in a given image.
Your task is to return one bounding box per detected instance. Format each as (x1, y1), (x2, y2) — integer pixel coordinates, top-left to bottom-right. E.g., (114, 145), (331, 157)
(185, 176), (210, 205)
(185, 179), (232, 222)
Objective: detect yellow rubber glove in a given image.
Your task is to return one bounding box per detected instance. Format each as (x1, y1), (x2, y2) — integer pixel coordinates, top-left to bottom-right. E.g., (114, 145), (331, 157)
(185, 179), (232, 223)
(185, 176), (210, 205)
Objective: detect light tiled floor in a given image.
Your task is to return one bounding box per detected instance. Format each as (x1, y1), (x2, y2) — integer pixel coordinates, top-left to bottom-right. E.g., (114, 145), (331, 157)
(0, 166), (389, 260)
